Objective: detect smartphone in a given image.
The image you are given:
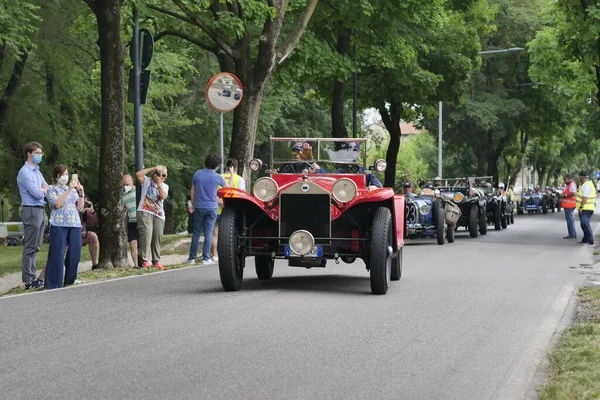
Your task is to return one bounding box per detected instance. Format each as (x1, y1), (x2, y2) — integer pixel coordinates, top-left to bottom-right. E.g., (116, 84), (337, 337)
(71, 174), (79, 184)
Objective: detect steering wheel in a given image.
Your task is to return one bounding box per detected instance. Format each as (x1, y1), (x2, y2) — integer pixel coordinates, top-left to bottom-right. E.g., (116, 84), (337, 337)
(279, 162), (315, 174)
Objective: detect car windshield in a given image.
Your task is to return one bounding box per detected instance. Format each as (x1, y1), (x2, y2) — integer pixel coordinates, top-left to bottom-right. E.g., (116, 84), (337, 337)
(270, 138), (368, 172)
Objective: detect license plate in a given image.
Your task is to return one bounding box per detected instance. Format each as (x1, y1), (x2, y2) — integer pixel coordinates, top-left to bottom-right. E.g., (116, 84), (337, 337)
(284, 245), (323, 257)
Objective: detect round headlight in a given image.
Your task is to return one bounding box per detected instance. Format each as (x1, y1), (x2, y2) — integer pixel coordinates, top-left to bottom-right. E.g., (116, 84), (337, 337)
(419, 204), (431, 215)
(249, 158), (263, 171)
(289, 230), (315, 256)
(374, 159), (387, 172)
(253, 177), (278, 202)
(453, 193), (464, 203)
(332, 178), (358, 203)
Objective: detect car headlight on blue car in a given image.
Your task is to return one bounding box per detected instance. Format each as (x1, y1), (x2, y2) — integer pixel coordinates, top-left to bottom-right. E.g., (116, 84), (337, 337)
(419, 204), (431, 215)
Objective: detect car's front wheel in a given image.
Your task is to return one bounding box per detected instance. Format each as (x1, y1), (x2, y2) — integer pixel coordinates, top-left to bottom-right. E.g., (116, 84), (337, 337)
(218, 207), (245, 291)
(434, 199), (445, 245)
(369, 207), (393, 294)
(255, 255), (274, 280)
(469, 204), (479, 238)
(479, 206), (488, 235)
(447, 225), (455, 243)
(494, 203), (502, 230)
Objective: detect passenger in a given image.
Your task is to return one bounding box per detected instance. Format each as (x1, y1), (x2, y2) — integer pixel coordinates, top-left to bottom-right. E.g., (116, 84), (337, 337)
(279, 142), (320, 173)
(403, 182), (415, 196)
(333, 142), (382, 190)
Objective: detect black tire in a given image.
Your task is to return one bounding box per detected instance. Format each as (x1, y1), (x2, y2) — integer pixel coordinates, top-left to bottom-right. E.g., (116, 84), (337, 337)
(434, 199), (445, 245)
(494, 203), (502, 230)
(542, 202), (548, 214)
(469, 204), (479, 238)
(218, 208), (245, 291)
(511, 212), (515, 224)
(255, 255), (274, 280)
(391, 246), (402, 281)
(447, 225), (455, 243)
(501, 204), (508, 228)
(517, 202), (523, 215)
(479, 206), (488, 235)
(369, 207), (393, 295)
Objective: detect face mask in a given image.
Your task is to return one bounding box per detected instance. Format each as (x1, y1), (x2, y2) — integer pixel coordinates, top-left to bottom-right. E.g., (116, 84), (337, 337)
(32, 154), (42, 165)
(58, 175), (68, 186)
(124, 185), (132, 193)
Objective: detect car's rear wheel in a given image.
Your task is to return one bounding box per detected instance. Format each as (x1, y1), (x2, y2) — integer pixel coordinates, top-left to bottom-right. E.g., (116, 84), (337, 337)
(447, 225), (455, 243)
(255, 255), (274, 280)
(391, 246), (402, 281)
(369, 207), (392, 295)
(517, 202), (523, 215)
(469, 204), (479, 238)
(434, 199), (445, 245)
(511, 212), (515, 224)
(542, 202), (548, 214)
(218, 208), (244, 291)
(501, 207), (508, 229)
(479, 206), (488, 235)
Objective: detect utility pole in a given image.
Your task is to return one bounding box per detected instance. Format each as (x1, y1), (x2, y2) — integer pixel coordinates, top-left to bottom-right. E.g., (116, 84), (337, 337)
(132, 5), (144, 206)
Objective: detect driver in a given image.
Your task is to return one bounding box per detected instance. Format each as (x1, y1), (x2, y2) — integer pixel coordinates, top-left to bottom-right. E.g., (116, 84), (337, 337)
(279, 142), (321, 173)
(333, 142), (382, 189)
(403, 182), (415, 196)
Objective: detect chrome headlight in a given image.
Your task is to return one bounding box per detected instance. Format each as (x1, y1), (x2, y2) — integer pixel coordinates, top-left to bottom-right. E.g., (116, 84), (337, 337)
(249, 158), (263, 171)
(453, 193), (464, 203)
(374, 159), (387, 172)
(419, 204), (431, 215)
(253, 177), (278, 202)
(289, 230), (315, 256)
(332, 178), (358, 203)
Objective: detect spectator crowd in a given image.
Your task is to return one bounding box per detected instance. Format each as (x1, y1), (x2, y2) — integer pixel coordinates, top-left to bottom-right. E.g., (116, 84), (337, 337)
(16, 141), (244, 290)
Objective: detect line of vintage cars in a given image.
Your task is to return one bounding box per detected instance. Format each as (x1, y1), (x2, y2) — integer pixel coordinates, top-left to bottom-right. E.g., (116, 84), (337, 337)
(215, 137), (517, 296)
(517, 188), (562, 214)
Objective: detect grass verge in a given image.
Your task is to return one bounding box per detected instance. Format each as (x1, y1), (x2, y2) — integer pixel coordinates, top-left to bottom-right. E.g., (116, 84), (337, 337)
(0, 233), (191, 278)
(537, 286), (600, 400)
(1, 261), (191, 297)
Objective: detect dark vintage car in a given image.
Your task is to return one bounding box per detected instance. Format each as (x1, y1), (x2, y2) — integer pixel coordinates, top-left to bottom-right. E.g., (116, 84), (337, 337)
(217, 137), (406, 295)
(542, 188), (562, 213)
(474, 178), (509, 230)
(437, 178), (488, 238)
(405, 184), (460, 244)
(233, 88), (242, 100)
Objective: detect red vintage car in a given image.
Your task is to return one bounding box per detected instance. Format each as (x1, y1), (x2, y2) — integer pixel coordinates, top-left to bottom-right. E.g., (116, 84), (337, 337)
(217, 137), (406, 294)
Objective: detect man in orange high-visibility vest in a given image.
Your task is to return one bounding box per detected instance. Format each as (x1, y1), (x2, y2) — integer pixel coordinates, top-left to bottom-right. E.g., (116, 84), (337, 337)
(562, 173), (578, 239)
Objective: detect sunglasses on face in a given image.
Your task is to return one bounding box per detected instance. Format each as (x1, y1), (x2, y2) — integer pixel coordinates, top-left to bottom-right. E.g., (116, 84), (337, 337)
(154, 171), (167, 178)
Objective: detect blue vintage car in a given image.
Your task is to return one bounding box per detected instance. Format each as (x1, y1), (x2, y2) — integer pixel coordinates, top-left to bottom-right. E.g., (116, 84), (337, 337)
(405, 188), (453, 245)
(522, 192), (545, 213)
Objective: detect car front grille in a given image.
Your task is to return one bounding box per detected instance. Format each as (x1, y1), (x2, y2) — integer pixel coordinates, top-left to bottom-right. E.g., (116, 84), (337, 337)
(280, 193), (330, 244)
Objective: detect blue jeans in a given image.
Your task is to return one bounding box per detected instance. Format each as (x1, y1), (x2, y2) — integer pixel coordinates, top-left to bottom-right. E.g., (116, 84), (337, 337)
(189, 208), (217, 261)
(580, 210), (594, 245)
(564, 208), (576, 238)
(45, 226), (82, 290)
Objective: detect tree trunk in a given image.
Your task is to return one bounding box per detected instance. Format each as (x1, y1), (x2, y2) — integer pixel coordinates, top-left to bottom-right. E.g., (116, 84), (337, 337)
(88, 0), (127, 268)
(0, 50), (29, 138)
(379, 99), (402, 188)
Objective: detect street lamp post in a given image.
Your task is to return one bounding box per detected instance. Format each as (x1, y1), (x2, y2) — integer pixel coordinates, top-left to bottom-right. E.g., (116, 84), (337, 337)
(437, 47), (526, 178)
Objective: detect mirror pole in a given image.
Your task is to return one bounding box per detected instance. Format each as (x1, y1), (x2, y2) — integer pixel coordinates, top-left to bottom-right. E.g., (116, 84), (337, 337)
(133, 5), (144, 207)
(220, 112), (224, 173)
(352, 34), (357, 138)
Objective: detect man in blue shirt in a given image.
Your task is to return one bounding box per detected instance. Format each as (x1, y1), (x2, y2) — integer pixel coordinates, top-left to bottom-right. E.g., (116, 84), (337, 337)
(184, 153), (230, 265)
(334, 142), (382, 189)
(16, 142), (48, 289)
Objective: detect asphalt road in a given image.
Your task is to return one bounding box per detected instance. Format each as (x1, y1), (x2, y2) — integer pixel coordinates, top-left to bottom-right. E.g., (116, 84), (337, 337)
(0, 211), (595, 399)
(207, 87), (240, 111)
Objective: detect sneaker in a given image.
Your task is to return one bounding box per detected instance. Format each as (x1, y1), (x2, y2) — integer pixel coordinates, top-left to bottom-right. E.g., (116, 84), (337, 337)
(563, 236), (576, 239)
(211, 256), (219, 262)
(153, 262), (165, 271)
(140, 261), (152, 269)
(581, 243), (594, 247)
(91, 264), (100, 270)
(182, 259), (197, 265)
(74, 280), (84, 285)
(24, 280), (43, 290)
(202, 259), (215, 265)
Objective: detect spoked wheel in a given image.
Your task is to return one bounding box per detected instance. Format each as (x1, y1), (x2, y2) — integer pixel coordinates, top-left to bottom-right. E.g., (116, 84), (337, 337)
(391, 246), (403, 281)
(218, 207), (245, 291)
(469, 204), (479, 238)
(369, 207), (393, 295)
(255, 255), (274, 280)
(434, 199), (445, 245)
(447, 225), (456, 243)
